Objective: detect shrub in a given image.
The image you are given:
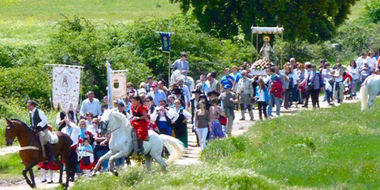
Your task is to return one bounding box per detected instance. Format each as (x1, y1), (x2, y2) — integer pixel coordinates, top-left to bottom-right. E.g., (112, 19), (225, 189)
(0, 66), (50, 106)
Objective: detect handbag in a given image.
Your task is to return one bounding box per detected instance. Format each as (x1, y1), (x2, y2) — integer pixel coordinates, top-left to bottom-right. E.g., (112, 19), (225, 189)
(218, 116), (227, 125)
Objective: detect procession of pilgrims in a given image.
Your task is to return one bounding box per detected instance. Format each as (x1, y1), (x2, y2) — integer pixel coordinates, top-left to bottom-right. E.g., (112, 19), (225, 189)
(23, 36), (380, 181)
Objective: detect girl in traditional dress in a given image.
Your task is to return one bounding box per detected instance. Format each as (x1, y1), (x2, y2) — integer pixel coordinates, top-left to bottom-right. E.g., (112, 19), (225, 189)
(130, 95), (150, 155)
(78, 138), (94, 177)
(170, 99), (191, 147)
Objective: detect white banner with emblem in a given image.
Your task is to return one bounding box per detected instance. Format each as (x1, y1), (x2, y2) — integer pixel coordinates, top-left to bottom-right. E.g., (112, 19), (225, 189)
(52, 65), (82, 112)
(111, 70), (127, 103)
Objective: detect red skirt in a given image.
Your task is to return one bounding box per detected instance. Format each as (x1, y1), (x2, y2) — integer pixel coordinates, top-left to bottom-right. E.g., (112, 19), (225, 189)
(79, 159), (93, 170)
(38, 161), (60, 170)
(131, 120), (149, 140)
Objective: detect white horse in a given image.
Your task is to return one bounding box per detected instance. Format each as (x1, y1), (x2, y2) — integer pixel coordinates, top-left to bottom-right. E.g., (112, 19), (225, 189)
(170, 69), (195, 91)
(92, 109), (184, 175)
(359, 74), (380, 111)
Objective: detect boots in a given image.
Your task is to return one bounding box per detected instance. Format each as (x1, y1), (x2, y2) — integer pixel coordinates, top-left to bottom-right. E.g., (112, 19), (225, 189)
(40, 139), (47, 159)
(137, 138), (144, 155)
(131, 129), (143, 155)
(45, 142), (56, 162)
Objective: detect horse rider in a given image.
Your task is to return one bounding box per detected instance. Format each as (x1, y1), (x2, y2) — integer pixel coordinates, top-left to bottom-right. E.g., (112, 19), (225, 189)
(169, 52), (189, 75)
(27, 100), (55, 161)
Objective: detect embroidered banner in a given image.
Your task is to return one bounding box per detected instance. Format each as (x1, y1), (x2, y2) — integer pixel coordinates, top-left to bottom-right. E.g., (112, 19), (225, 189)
(52, 66), (81, 112)
(159, 32), (171, 52)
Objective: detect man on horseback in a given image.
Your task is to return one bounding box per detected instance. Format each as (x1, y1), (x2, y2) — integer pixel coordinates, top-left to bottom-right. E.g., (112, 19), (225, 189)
(27, 100), (55, 161)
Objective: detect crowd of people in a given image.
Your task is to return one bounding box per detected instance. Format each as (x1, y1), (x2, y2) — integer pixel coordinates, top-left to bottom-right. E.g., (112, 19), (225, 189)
(29, 51), (380, 181)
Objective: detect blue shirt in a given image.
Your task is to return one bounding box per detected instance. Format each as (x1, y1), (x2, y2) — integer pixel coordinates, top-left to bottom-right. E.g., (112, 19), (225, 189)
(220, 75), (235, 88)
(231, 72), (242, 83)
(80, 128), (87, 140)
(148, 90), (167, 106)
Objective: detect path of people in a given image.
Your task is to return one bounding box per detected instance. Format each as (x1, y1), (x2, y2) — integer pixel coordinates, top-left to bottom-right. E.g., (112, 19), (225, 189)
(0, 97), (358, 189)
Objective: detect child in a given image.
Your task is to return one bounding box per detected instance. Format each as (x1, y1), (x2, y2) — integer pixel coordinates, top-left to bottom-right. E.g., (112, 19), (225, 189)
(78, 138), (94, 177)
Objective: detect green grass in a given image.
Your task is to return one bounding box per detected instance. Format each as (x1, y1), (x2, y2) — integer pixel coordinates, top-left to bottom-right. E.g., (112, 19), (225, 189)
(0, 153), (24, 179)
(0, 0), (179, 45)
(73, 99), (380, 189)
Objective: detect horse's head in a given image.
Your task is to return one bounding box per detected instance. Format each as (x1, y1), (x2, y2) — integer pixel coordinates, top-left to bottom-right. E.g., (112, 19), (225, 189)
(5, 119), (16, 146)
(100, 109), (131, 135)
(99, 109), (112, 135)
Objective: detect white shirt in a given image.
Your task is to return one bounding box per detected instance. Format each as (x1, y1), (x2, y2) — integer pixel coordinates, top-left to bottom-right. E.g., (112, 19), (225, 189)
(356, 56), (370, 70)
(80, 98), (102, 116)
(169, 107), (191, 122)
(368, 57), (377, 71)
(30, 108), (47, 128)
(257, 89), (266, 102)
(62, 123), (80, 147)
(288, 72), (299, 86)
(347, 66), (359, 80)
(151, 107), (176, 122)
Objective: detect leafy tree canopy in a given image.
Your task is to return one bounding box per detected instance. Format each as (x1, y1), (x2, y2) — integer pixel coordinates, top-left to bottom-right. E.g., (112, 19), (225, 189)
(171, 0), (358, 42)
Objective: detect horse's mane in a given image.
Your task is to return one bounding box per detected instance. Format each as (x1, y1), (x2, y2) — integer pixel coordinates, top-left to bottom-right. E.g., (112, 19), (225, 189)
(11, 119), (33, 133)
(109, 110), (130, 129)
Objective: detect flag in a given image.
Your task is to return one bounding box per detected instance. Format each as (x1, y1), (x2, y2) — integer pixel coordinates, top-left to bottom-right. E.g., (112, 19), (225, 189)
(159, 32), (171, 52)
(106, 60), (113, 109)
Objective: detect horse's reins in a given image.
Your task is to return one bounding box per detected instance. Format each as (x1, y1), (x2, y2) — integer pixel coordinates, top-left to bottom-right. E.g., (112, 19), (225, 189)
(109, 126), (121, 134)
(8, 121), (41, 152)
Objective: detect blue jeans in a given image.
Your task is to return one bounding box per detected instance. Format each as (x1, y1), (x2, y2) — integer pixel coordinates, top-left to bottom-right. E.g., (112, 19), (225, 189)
(196, 127), (208, 150)
(95, 149), (109, 171)
(115, 158), (125, 167)
(268, 95), (282, 116)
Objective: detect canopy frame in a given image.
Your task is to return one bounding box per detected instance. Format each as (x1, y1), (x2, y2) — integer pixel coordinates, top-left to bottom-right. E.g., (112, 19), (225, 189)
(250, 26), (284, 65)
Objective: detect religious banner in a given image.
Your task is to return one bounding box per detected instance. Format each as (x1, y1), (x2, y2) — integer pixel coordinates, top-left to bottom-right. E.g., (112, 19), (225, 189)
(159, 32), (171, 52)
(111, 71), (127, 103)
(106, 61), (127, 108)
(52, 65), (81, 112)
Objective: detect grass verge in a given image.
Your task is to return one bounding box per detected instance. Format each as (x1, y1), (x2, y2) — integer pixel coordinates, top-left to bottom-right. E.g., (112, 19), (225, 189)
(73, 99), (379, 189)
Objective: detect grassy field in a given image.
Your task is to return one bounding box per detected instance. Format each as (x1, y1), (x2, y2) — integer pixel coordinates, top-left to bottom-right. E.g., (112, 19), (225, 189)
(0, 153), (25, 180)
(0, 0), (179, 45)
(73, 99), (380, 189)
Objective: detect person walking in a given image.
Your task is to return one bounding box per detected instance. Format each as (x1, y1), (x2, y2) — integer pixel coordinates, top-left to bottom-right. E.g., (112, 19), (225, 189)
(170, 100), (191, 147)
(219, 84), (237, 137)
(236, 70), (254, 120)
(347, 60), (359, 98)
(333, 60), (345, 104)
(194, 101), (210, 150)
(307, 65), (323, 108)
(255, 79), (270, 120)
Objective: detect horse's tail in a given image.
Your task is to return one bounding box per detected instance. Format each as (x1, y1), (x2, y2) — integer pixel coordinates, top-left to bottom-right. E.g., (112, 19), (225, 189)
(360, 78), (369, 111)
(159, 134), (184, 162)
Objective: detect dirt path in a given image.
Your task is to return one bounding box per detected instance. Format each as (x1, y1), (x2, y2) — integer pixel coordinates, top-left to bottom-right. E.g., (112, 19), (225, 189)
(0, 98), (359, 189)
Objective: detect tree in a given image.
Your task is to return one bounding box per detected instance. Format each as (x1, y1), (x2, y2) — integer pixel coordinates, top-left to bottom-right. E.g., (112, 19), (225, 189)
(170, 0), (358, 42)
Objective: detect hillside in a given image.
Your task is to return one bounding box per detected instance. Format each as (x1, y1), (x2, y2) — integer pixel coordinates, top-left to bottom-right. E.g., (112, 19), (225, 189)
(0, 0), (179, 45)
